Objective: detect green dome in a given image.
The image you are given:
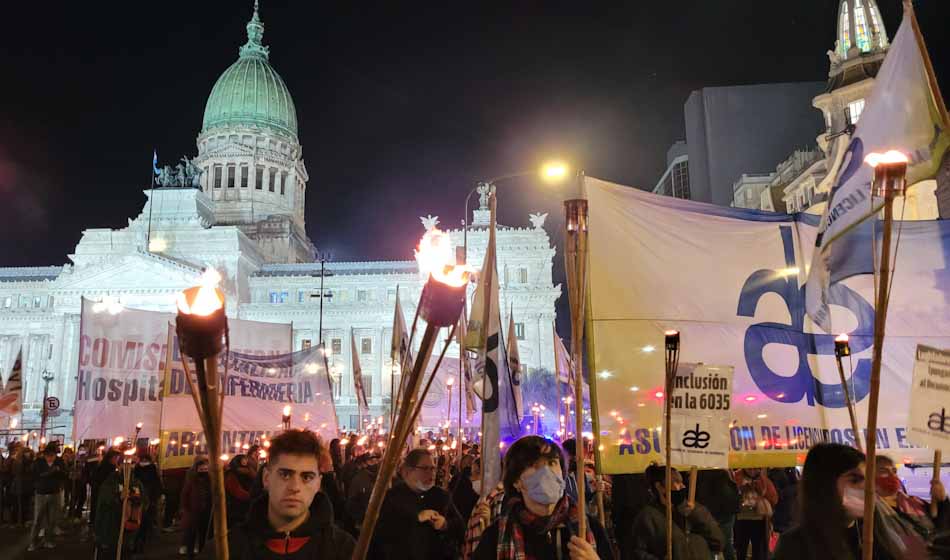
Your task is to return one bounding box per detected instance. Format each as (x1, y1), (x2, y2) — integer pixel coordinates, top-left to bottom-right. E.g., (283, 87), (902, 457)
(201, 2), (298, 138)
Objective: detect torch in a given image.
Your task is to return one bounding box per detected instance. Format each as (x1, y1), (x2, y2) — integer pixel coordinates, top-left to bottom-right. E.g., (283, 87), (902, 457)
(115, 447), (137, 560)
(564, 188), (589, 537)
(861, 150), (908, 560)
(134, 421), (143, 450)
(175, 268), (230, 559)
(282, 405), (292, 431)
(834, 334), (862, 451)
(664, 329), (681, 560)
(352, 229), (469, 560)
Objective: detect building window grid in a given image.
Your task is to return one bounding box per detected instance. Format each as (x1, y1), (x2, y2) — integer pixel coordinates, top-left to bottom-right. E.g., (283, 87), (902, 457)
(256, 167), (264, 190)
(839, 2), (852, 57)
(240, 166), (249, 188)
(514, 322), (525, 340)
(213, 166), (222, 189)
(331, 338), (342, 355)
(269, 169), (276, 192)
(361, 337), (372, 355)
(853, 0), (871, 53)
(227, 165), (236, 188)
(848, 99), (866, 125)
(280, 172), (287, 195)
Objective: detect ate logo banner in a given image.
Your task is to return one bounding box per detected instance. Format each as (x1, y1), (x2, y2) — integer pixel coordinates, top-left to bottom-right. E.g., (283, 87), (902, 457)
(737, 226), (874, 408)
(668, 364), (733, 469)
(909, 345), (950, 452)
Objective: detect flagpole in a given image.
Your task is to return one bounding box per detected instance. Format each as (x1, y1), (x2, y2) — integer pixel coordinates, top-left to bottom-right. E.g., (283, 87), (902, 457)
(906, 1), (950, 124)
(583, 288), (606, 528)
(861, 152), (907, 560)
(563, 172), (589, 537)
(553, 326), (562, 438)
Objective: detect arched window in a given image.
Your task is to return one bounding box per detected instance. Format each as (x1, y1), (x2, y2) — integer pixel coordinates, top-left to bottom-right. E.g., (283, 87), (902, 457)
(854, 0), (871, 53)
(867, 2), (888, 49)
(839, 1), (852, 58)
(269, 168), (277, 192)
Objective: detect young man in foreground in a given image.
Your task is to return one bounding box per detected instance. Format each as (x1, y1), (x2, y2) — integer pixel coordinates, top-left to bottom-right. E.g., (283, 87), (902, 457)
(232, 429), (354, 559)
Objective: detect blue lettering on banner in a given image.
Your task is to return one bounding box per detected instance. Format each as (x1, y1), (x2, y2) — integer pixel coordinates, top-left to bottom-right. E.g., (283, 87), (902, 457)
(737, 226), (875, 407)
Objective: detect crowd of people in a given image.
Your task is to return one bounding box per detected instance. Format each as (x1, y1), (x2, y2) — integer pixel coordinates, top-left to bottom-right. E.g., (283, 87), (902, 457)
(0, 433), (948, 559)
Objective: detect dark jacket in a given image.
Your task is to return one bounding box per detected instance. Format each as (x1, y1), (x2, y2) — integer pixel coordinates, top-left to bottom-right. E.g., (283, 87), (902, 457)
(626, 500), (724, 560)
(693, 469), (740, 519)
(133, 462), (163, 502)
(472, 508), (615, 560)
(370, 481), (465, 560)
(449, 468), (479, 522)
(773, 523), (895, 560)
(180, 471), (212, 530)
(32, 455), (66, 495)
(230, 492), (354, 560)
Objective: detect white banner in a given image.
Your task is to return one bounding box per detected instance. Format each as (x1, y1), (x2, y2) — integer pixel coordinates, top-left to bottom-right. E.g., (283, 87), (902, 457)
(908, 345), (950, 453)
(74, 298), (172, 440)
(160, 319), (339, 468)
(586, 177), (950, 472)
(668, 365), (734, 469)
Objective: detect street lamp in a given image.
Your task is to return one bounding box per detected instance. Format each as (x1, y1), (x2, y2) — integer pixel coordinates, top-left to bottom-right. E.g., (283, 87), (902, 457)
(460, 161), (571, 265)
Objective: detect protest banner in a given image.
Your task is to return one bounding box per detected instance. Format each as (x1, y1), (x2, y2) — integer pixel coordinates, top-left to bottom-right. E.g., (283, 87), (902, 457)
(667, 364), (734, 469)
(908, 345), (950, 453)
(160, 319), (337, 469)
(73, 298), (171, 440)
(585, 177), (950, 472)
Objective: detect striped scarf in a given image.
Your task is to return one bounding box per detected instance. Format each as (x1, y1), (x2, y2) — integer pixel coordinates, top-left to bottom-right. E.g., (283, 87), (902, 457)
(495, 496), (594, 560)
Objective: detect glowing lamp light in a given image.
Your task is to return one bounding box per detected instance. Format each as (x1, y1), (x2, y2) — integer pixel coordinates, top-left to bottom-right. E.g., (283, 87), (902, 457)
(283, 405), (292, 417)
(149, 438), (160, 445)
(446, 377), (455, 387)
(220, 454), (229, 461)
(9, 418), (17, 429)
(757, 414), (768, 419)
(865, 150), (909, 197)
(377, 441), (385, 449)
(654, 391), (664, 399)
(123, 448), (136, 457)
(113, 436), (125, 447)
(263, 440), (271, 449)
(540, 161), (569, 182)
(428, 444), (437, 451)
(357, 436), (368, 446)
(744, 395), (757, 403)
(597, 370), (612, 379)
(641, 345), (655, 353)
(629, 386), (639, 392)
(499, 441), (506, 450)
(40, 436), (46, 445)
(136, 422), (143, 430)
(242, 443), (250, 450)
(176, 268), (226, 360)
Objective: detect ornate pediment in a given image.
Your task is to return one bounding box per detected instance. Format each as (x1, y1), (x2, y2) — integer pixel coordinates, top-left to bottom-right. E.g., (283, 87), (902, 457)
(58, 251), (202, 293)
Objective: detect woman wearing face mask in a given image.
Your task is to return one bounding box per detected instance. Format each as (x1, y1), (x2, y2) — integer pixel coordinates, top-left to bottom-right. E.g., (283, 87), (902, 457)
(627, 464), (723, 559)
(370, 448), (465, 559)
(774, 443), (894, 560)
(871, 455), (949, 558)
(472, 435), (613, 560)
(450, 454), (482, 523)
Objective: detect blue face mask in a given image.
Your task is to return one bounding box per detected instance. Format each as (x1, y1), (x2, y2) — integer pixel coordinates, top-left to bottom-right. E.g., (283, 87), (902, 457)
(521, 467), (565, 505)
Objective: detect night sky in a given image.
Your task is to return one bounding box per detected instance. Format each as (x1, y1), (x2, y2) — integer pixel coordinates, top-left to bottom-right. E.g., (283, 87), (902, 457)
(1, 1), (947, 268)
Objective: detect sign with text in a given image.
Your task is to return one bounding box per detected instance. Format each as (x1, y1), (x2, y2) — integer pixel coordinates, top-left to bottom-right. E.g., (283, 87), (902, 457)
(909, 345), (950, 453)
(668, 364), (733, 468)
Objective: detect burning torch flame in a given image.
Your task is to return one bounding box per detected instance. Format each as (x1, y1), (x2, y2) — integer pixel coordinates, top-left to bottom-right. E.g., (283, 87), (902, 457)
(836, 333), (849, 343)
(177, 268), (224, 316)
(283, 405), (292, 417)
(414, 228), (472, 288)
(864, 150), (909, 168)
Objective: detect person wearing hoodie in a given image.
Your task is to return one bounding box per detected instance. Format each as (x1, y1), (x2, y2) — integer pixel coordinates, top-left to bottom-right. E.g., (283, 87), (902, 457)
(226, 454), (256, 527)
(733, 467), (779, 560)
(371, 448), (465, 560)
(626, 464), (724, 560)
(231, 429), (354, 560)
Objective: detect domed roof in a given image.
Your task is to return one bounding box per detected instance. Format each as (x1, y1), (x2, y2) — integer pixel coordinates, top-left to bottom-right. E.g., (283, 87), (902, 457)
(201, 2), (298, 139)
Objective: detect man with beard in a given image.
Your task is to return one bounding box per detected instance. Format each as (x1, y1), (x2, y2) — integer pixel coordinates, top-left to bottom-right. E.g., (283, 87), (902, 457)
(370, 448), (464, 559)
(231, 430), (354, 559)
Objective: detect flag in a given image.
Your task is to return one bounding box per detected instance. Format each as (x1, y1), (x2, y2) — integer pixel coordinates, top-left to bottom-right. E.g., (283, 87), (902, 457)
(554, 336), (572, 384)
(469, 193), (523, 493)
(806, 13), (950, 332)
(0, 350), (22, 419)
(390, 287), (413, 412)
(351, 331), (368, 410)
(457, 309), (477, 421)
(506, 308), (525, 420)
(152, 150), (160, 175)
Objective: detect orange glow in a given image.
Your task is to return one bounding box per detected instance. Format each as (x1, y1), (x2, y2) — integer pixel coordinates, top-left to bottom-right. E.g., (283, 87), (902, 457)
(864, 150), (909, 167)
(177, 269), (224, 316)
(836, 333), (849, 343)
(414, 228), (472, 287)
(282, 405), (292, 417)
(664, 329), (679, 336)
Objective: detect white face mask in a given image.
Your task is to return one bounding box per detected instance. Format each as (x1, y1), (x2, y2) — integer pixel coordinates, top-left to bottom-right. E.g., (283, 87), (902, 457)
(842, 486), (865, 519)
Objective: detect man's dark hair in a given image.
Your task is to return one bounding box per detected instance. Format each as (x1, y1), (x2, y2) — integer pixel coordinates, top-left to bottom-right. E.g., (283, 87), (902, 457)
(562, 438), (577, 458)
(799, 443), (865, 559)
(502, 436), (565, 498)
(267, 429), (324, 470)
(43, 442), (59, 456)
(644, 464), (679, 491)
(403, 448), (432, 469)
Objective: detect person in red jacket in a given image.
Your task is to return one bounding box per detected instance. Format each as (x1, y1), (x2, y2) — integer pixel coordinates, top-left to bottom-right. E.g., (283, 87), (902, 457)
(226, 454), (255, 527)
(733, 467), (779, 560)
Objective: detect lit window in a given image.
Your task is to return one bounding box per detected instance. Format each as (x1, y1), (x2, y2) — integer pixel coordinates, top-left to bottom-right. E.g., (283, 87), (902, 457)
(268, 291), (288, 304)
(848, 99), (866, 124)
(361, 338), (373, 355)
(868, 3), (888, 49)
(514, 322), (525, 340)
(301, 339), (311, 350)
(298, 291), (305, 303)
(332, 338), (342, 355)
(518, 267), (528, 284)
(227, 165), (236, 188)
(839, 1), (852, 57)
(854, 0), (871, 52)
